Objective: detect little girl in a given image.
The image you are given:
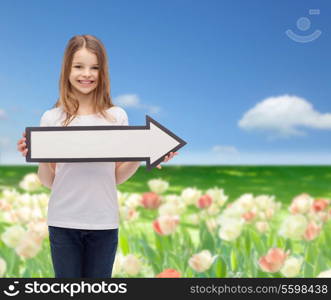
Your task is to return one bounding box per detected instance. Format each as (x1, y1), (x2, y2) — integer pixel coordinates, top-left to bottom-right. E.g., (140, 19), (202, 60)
(17, 34), (178, 278)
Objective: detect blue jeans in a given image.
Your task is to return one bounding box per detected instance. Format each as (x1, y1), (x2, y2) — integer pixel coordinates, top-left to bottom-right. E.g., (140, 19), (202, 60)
(48, 226), (118, 278)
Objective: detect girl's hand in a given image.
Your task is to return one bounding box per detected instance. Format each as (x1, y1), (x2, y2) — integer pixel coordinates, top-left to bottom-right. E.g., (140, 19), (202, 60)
(156, 152), (179, 169)
(17, 131), (28, 156)
(17, 131), (56, 172)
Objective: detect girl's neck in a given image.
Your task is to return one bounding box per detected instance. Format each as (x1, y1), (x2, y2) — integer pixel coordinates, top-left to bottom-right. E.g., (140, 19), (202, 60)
(76, 105), (96, 115)
(73, 91), (95, 115)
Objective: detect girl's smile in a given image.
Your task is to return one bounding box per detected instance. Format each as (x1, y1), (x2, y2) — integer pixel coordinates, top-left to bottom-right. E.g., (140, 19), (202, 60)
(77, 80), (96, 87)
(69, 48), (99, 95)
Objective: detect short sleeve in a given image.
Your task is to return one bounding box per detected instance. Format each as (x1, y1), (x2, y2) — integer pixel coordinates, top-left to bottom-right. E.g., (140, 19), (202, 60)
(39, 111), (50, 127)
(120, 108), (129, 125)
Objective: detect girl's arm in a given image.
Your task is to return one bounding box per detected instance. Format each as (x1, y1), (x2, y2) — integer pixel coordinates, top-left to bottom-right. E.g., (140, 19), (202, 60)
(115, 161), (141, 185)
(115, 152), (178, 184)
(18, 131), (56, 189)
(37, 163), (56, 189)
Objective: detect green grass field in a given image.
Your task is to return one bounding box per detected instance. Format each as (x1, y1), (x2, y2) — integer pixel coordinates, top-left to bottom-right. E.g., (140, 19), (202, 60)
(1, 165), (331, 277)
(1, 165), (330, 204)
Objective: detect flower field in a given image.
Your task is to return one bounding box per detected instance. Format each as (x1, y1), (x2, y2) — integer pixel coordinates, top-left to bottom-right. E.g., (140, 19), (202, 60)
(0, 165), (331, 278)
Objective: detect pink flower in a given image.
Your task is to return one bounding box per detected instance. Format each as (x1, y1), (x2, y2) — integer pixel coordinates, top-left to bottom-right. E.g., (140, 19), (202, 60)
(156, 269), (181, 278)
(304, 221), (321, 241)
(258, 248), (289, 273)
(242, 211), (256, 222)
(153, 215), (179, 235)
(197, 194), (212, 209)
(312, 198), (329, 213)
(141, 192), (161, 209)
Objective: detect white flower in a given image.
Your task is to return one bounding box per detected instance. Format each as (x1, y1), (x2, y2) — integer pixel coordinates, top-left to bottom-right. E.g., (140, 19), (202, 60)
(0, 199), (11, 211)
(16, 193), (31, 207)
(158, 202), (184, 216)
(148, 178), (169, 194)
(27, 220), (48, 240)
(218, 218), (244, 241)
(28, 194), (38, 208)
(36, 193), (49, 209)
(280, 256), (303, 277)
(15, 206), (33, 223)
(255, 221), (269, 233)
(181, 187), (202, 206)
(289, 193), (314, 214)
(164, 194), (181, 203)
(206, 203), (220, 216)
(119, 206), (139, 221)
(125, 193), (142, 209)
(19, 173), (42, 192)
(254, 195), (276, 211)
(153, 215), (179, 235)
(0, 257), (6, 277)
(206, 187), (228, 207)
(15, 231), (43, 259)
(186, 214), (200, 225)
(306, 210), (328, 224)
(217, 204), (245, 224)
(163, 194), (186, 212)
(1, 225), (26, 248)
(279, 214), (308, 240)
(31, 208), (43, 221)
(117, 190), (129, 207)
(205, 218), (218, 233)
(236, 194), (255, 212)
(122, 254), (141, 276)
(317, 269), (331, 278)
(0, 211), (18, 223)
(112, 253), (125, 275)
(258, 211), (267, 220)
(2, 188), (20, 204)
(189, 250), (217, 272)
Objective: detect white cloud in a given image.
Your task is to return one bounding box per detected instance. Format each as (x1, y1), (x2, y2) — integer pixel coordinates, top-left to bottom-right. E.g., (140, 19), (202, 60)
(113, 94), (161, 114)
(238, 95), (331, 138)
(114, 94), (140, 108)
(212, 145), (239, 155)
(0, 109), (7, 120)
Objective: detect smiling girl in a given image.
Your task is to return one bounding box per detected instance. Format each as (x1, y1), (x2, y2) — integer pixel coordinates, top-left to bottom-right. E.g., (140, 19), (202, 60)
(17, 34), (178, 278)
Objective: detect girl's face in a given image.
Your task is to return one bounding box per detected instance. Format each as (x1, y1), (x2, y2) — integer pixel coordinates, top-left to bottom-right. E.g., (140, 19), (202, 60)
(69, 48), (99, 95)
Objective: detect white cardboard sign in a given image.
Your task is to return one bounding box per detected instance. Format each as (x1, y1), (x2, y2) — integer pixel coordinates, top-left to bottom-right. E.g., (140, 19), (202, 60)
(25, 115), (187, 170)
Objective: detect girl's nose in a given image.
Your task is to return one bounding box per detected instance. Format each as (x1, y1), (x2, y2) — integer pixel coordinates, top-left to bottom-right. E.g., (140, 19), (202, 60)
(82, 68), (92, 76)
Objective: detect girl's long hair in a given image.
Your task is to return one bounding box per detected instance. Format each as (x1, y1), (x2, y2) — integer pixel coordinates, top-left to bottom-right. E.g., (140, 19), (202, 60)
(53, 34), (116, 126)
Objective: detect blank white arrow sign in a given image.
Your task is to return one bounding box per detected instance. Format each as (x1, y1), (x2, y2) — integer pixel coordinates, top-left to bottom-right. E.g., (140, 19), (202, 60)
(25, 115), (187, 170)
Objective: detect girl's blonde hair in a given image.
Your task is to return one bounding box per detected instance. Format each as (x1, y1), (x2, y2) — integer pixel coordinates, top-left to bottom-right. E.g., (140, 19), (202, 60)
(53, 34), (116, 126)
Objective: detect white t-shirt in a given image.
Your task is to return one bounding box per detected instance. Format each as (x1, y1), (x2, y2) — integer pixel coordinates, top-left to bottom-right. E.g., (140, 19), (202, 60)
(39, 106), (129, 230)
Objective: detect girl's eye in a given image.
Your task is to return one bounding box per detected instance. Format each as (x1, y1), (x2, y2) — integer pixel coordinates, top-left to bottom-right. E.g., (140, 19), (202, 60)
(74, 66), (99, 70)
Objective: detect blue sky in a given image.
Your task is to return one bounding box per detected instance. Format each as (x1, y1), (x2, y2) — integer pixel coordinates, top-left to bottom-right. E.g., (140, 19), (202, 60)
(0, 0), (330, 165)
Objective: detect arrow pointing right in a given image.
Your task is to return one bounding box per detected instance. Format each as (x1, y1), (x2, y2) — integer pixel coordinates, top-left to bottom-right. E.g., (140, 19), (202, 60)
(26, 115), (187, 171)
(137, 115), (187, 170)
